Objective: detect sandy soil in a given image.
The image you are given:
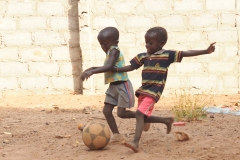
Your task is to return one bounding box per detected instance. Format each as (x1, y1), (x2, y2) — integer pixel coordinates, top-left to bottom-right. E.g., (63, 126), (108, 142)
(0, 94), (240, 160)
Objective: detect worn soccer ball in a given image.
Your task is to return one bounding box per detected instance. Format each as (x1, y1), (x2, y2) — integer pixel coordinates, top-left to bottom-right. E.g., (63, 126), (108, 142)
(81, 122), (111, 150)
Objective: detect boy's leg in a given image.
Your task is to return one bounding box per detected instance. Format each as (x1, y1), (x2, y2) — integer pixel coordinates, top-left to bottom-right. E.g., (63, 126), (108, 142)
(123, 110), (144, 153)
(123, 95), (174, 153)
(117, 107), (135, 118)
(117, 108), (152, 132)
(137, 96), (174, 134)
(103, 103), (124, 143)
(102, 103), (119, 134)
(144, 116), (174, 134)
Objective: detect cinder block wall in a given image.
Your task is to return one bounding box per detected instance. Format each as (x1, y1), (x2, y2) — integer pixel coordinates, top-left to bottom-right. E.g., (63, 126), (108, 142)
(0, 0), (239, 97)
(0, 0), (82, 97)
(80, 0), (240, 96)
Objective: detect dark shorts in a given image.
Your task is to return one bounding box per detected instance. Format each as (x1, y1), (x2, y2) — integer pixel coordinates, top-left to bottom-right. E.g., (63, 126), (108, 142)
(104, 80), (135, 108)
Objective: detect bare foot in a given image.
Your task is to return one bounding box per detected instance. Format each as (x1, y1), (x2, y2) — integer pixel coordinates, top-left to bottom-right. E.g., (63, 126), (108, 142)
(166, 117), (174, 134)
(123, 141), (139, 153)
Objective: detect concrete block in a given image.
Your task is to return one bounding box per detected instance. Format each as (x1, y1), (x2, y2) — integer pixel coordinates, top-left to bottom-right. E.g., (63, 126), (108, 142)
(37, 2), (65, 15)
(91, 1), (107, 15)
(0, 1), (6, 14)
(122, 46), (145, 61)
(128, 72), (142, 91)
(173, 31), (203, 44)
(0, 62), (28, 75)
(94, 75), (105, 90)
(50, 76), (75, 90)
(0, 18), (16, 31)
(208, 30), (237, 43)
(237, 0), (240, 10)
(157, 15), (186, 30)
(143, 0), (172, 13)
(119, 33), (136, 46)
(50, 17), (79, 30)
(206, 0), (235, 11)
(34, 31), (62, 46)
(174, 0), (203, 11)
(223, 75), (238, 88)
(3, 32), (32, 46)
(51, 46), (81, 61)
(0, 48), (18, 60)
(174, 62), (204, 74)
(7, 2), (34, 15)
(92, 17), (118, 30)
(165, 75), (190, 88)
(235, 15), (240, 28)
(110, 1), (138, 14)
(20, 76), (49, 89)
(79, 13), (89, 28)
(19, 17), (47, 30)
(78, 1), (88, 14)
(29, 62), (59, 76)
(221, 14), (236, 28)
(189, 75), (217, 89)
(126, 16), (152, 28)
(19, 48), (50, 61)
(79, 29), (91, 46)
(208, 62), (235, 73)
(82, 76), (94, 92)
(189, 14), (218, 28)
(0, 77), (18, 89)
(224, 46), (238, 57)
(59, 61), (81, 76)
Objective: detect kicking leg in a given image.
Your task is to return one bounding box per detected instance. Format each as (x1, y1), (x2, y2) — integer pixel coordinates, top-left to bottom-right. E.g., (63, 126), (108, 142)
(144, 116), (174, 134)
(117, 108), (151, 132)
(123, 110), (144, 153)
(117, 107), (136, 119)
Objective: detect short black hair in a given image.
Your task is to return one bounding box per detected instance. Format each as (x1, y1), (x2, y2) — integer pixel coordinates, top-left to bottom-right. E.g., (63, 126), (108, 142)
(146, 27), (168, 42)
(98, 27), (119, 42)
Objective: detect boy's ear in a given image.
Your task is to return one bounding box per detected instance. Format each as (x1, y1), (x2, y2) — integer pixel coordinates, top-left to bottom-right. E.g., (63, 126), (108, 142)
(160, 41), (166, 46)
(115, 40), (119, 45)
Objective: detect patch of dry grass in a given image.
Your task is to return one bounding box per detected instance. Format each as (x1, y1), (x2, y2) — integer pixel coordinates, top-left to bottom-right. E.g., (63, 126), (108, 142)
(172, 89), (214, 122)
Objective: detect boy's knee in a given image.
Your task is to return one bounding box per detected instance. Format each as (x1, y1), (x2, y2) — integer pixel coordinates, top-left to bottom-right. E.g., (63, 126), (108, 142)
(102, 107), (111, 116)
(117, 109), (125, 118)
(136, 110), (144, 117)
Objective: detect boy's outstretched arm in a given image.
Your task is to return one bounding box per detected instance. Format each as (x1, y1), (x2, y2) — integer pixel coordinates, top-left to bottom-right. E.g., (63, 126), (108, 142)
(81, 49), (119, 81)
(84, 67), (100, 71)
(181, 42), (216, 57)
(112, 65), (134, 72)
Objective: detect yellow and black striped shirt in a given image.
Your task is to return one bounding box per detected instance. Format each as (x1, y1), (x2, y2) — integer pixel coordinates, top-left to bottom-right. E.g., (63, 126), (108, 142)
(130, 50), (182, 102)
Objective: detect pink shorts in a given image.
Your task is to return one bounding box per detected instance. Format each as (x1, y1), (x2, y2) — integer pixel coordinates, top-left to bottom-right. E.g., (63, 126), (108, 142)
(137, 95), (156, 117)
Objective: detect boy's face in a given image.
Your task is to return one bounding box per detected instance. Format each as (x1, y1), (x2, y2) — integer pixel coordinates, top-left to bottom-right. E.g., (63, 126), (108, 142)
(97, 34), (116, 53)
(145, 32), (165, 54)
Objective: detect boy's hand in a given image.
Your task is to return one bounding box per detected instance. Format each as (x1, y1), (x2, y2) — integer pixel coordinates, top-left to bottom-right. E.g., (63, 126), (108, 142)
(207, 42), (216, 54)
(81, 70), (93, 81)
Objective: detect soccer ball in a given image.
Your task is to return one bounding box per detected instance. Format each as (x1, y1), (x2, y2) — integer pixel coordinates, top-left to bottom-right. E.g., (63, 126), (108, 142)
(81, 122), (111, 150)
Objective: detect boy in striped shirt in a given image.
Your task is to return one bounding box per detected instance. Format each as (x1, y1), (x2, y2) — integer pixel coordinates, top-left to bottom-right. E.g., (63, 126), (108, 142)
(114, 26), (216, 152)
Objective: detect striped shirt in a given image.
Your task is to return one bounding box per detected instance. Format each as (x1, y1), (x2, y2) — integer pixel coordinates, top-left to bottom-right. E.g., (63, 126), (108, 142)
(130, 49), (182, 102)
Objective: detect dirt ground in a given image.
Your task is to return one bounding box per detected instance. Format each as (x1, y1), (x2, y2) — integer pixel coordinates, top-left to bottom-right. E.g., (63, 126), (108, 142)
(0, 94), (240, 160)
